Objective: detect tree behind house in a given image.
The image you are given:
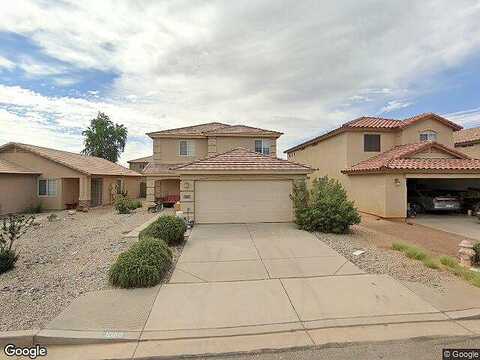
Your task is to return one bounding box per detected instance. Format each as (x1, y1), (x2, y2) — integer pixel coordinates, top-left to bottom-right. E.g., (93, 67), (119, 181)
(82, 112), (128, 163)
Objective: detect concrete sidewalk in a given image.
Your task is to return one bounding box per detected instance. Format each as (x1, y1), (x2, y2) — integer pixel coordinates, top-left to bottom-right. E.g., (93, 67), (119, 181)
(15, 223), (480, 359)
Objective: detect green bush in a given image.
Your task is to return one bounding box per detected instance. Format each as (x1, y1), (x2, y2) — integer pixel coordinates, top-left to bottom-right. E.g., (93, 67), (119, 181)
(0, 248), (18, 274)
(422, 257), (440, 269)
(24, 203), (43, 214)
(404, 247), (427, 261)
(114, 195), (131, 214)
(440, 256), (458, 268)
(109, 236), (172, 288)
(140, 215), (187, 246)
(473, 242), (480, 265)
(128, 199), (143, 210)
(392, 242), (409, 252)
(291, 177), (361, 234)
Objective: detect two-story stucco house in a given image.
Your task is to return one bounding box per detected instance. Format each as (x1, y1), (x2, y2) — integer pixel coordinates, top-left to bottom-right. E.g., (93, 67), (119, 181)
(285, 113), (480, 219)
(455, 127), (480, 159)
(133, 122), (312, 223)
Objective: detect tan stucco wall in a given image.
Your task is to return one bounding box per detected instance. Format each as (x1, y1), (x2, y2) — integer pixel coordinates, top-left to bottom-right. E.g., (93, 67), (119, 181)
(398, 118), (455, 147)
(348, 174), (407, 218)
(410, 148), (456, 158)
(288, 132), (349, 189)
(62, 178), (79, 205)
(215, 137), (277, 156)
(456, 144), (480, 159)
(0, 174), (38, 215)
(154, 179), (180, 198)
(99, 176), (141, 205)
(346, 131), (396, 167)
(153, 138), (208, 164)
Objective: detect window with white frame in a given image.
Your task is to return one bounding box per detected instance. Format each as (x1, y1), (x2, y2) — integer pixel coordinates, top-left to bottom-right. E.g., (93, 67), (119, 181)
(38, 179), (57, 197)
(419, 131), (437, 142)
(255, 139), (271, 155)
(179, 140), (195, 156)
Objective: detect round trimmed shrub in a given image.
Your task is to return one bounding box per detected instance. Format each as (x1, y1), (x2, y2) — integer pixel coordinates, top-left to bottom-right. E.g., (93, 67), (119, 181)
(109, 237), (172, 288)
(0, 249), (18, 274)
(114, 195), (131, 214)
(140, 215), (187, 246)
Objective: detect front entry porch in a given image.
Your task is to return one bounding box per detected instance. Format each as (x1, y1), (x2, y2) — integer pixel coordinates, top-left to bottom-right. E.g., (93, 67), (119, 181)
(146, 176), (180, 207)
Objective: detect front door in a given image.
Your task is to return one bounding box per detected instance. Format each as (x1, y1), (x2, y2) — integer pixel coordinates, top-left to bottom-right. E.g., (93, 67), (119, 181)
(91, 178), (103, 207)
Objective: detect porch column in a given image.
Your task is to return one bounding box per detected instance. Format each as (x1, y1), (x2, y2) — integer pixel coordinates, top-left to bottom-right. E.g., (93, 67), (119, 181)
(146, 176), (156, 206)
(78, 175), (91, 210)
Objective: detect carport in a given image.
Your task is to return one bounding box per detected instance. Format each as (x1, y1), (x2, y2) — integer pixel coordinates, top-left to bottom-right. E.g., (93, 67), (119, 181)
(343, 142), (480, 219)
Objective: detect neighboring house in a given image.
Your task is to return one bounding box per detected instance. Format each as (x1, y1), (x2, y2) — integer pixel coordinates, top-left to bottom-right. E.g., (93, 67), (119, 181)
(136, 122), (312, 223)
(127, 155), (153, 173)
(285, 113), (480, 219)
(127, 155), (153, 198)
(454, 127), (480, 159)
(0, 142), (141, 215)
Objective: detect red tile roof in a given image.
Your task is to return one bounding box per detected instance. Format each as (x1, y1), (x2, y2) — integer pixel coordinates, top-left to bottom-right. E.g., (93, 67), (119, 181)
(285, 113), (463, 153)
(0, 143), (141, 177)
(342, 117), (402, 129)
(147, 122), (282, 138)
(173, 148), (313, 173)
(454, 127), (480, 146)
(342, 142), (480, 174)
(0, 158), (40, 175)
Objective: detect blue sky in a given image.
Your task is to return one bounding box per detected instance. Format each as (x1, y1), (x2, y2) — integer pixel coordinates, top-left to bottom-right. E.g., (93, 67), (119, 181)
(0, 0), (479, 163)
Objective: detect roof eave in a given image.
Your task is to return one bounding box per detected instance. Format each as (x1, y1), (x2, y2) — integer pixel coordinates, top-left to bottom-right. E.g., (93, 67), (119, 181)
(176, 169), (312, 175)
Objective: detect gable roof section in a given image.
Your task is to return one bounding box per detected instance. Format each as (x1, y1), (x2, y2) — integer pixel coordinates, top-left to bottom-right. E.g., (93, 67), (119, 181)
(127, 155), (153, 163)
(342, 142), (480, 174)
(147, 122), (229, 137)
(285, 113), (463, 153)
(454, 127), (480, 146)
(173, 148), (312, 173)
(0, 143), (140, 177)
(206, 124), (283, 137)
(147, 122), (282, 138)
(0, 158), (40, 175)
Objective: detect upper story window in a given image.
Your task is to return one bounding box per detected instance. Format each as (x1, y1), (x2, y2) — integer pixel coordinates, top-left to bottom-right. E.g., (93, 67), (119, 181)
(255, 139), (271, 155)
(419, 130), (437, 142)
(364, 134), (381, 152)
(38, 179), (57, 197)
(179, 140), (195, 156)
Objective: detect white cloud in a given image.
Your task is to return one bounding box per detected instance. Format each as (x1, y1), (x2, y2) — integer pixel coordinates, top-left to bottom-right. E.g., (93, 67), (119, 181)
(445, 108), (480, 128)
(0, 0), (479, 158)
(380, 100), (413, 114)
(0, 56), (15, 70)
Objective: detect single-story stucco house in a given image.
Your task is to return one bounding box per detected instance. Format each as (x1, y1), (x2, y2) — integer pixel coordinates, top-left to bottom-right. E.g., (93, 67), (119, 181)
(0, 142), (141, 215)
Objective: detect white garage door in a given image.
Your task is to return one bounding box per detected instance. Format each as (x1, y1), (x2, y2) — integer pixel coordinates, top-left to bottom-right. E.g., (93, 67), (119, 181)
(195, 180), (293, 224)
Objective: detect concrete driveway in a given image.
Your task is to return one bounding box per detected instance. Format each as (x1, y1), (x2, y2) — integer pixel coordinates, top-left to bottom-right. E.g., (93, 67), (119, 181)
(142, 223), (441, 340)
(413, 214), (480, 240)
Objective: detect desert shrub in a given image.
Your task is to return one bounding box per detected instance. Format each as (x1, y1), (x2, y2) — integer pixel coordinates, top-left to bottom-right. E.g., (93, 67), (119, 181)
(291, 177), (361, 234)
(128, 199), (143, 210)
(0, 214), (35, 274)
(404, 246), (427, 261)
(473, 242), (480, 265)
(140, 215), (187, 246)
(109, 236), (172, 288)
(440, 256), (458, 268)
(391, 242), (409, 252)
(114, 195), (131, 214)
(422, 257), (440, 269)
(0, 249), (18, 274)
(24, 203), (43, 214)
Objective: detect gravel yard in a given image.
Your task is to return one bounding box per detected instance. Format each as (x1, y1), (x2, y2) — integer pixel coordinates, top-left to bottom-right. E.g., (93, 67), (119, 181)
(0, 206), (159, 331)
(316, 224), (454, 286)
